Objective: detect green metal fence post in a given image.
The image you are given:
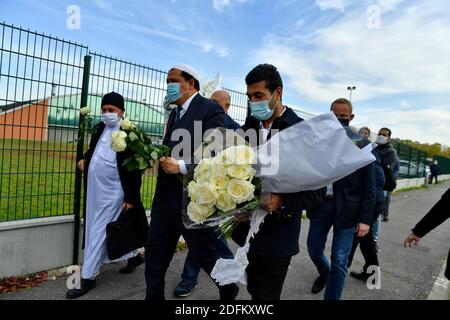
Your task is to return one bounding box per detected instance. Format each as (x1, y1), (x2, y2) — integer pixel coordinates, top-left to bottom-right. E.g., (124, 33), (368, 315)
(72, 55), (91, 265)
(407, 145), (413, 178)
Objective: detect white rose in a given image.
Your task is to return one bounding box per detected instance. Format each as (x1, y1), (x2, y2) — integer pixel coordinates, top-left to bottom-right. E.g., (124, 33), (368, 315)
(194, 158), (213, 182)
(80, 106), (91, 115)
(223, 145), (256, 165)
(227, 164), (255, 181)
(187, 181), (198, 202)
(215, 190), (237, 212)
(227, 178), (255, 204)
(187, 202), (215, 224)
(211, 173), (230, 190)
(110, 131), (127, 152)
(212, 150), (227, 166)
(120, 119), (135, 130)
(196, 182), (218, 206)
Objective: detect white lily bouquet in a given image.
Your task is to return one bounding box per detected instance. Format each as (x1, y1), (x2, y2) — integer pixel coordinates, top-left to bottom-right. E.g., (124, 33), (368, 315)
(183, 143), (262, 238)
(110, 119), (170, 172)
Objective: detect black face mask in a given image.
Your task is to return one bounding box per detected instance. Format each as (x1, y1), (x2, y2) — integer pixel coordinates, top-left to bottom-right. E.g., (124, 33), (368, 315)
(338, 118), (350, 127)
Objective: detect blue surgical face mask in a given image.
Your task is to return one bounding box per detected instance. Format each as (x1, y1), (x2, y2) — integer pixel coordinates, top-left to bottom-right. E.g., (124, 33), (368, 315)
(101, 112), (121, 127)
(164, 81), (191, 107)
(249, 91), (277, 121)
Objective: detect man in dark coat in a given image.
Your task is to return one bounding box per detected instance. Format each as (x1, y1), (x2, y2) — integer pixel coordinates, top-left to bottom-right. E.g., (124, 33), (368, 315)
(173, 88), (236, 298)
(429, 160), (441, 184)
(144, 64), (239, 300)
(232, 64), (326, 300)
(376, 127), (399, 221)
(404, 187), (450, 280)
(306, 98), (376, 300)
(66, 92), (148, 299)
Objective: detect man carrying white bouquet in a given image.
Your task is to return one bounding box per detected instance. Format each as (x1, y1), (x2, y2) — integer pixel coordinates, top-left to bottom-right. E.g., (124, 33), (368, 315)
(144, 64), (239, 300)
(66, 92), (148, 299)
(232, 64), (326, 300)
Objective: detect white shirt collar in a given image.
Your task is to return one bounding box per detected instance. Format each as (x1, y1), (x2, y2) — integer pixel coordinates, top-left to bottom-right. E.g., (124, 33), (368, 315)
(180, 92), (198, 112)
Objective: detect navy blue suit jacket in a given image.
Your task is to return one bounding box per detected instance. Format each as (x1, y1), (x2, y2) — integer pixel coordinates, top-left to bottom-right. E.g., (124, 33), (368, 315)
(226, 115), (240, 129)
(325, 139), (376, 228)
(152, 93), (229, 219)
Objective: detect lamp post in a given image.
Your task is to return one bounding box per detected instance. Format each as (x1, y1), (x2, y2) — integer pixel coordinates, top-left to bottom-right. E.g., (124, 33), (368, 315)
(347, 86), (356, 101)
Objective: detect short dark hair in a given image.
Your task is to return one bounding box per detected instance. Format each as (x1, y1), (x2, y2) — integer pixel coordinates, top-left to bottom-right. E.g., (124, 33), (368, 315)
(379, 127), (392, 137)
(245, 64), (283, 93)
(330, 98), (353, 114)
(359, 126), (371, 134)
(179, 70), (200, 91)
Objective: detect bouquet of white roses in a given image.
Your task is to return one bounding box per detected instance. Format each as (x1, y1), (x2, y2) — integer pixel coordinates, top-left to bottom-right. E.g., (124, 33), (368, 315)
(183, 144), (261, 238)
(110, 119), (170, 172)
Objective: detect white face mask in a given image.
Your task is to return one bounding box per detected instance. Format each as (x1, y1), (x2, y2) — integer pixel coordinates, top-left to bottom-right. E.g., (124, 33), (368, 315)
(101, 112), (121, 127)
(376, 135), (388, 145)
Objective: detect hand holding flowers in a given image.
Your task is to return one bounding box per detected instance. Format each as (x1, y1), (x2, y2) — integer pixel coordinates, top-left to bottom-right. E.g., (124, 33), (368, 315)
(110, 118), (169, 172)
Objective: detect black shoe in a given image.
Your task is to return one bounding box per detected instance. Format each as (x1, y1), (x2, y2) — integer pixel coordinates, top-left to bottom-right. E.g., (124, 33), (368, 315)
(119, 254), (144, 274)
(220, 284), (239, 301)
(375, 243), (381, 253)
(173, 280), (198, 297)
(382, 216), (389, 222)
(350, 271), (370, 282)
(311, 275), (327, 294)
(66, 278), (96, 299)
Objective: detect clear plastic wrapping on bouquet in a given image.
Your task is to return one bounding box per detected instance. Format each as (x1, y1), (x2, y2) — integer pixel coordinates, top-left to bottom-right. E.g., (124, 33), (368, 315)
(255, 112), (376, 193)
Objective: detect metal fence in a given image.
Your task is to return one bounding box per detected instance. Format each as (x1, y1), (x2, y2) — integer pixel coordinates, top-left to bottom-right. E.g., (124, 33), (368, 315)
(0, 23), (88, 222)
(433, 155), (450, 175)
(1, 22), (444, 224)
(393, 141), (428, 179)
(0, 22), (250, 223)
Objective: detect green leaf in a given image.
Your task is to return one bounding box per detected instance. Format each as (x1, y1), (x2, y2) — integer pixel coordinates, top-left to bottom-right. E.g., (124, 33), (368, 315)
(136, 156), (148, 170)
(129, 131), (139, 142)
(122, 156), (133, 167)
(126, 159), (139, 171)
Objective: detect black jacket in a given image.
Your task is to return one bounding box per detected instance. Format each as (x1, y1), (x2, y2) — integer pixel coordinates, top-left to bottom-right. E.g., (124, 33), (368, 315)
(412, 187), (450, 280)
(376, 142), (399, 168)
(83, 122), (143, 206)
(307, 134), (376, 229)
(430, 164), (441, 176)
(412, 187), (450, 238)
(82, 122), (146, 248)
(232, 107), (326, 257)
(152, 93), (230, 220)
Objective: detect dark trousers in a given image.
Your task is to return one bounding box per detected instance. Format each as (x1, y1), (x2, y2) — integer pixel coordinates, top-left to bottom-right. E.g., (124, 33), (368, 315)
(381, 192), (391, 219)
(181, 231), (234, 285)
(429, 174), (438, 184)
(307, 198), (355, 300)
(246, 253), (292, 300)
(144, 208), (238, 300)
(347, 201), (384, 271)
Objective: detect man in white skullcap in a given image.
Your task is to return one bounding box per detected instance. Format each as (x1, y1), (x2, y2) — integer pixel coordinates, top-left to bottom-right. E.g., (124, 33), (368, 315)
(144, 64), (239, 300)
